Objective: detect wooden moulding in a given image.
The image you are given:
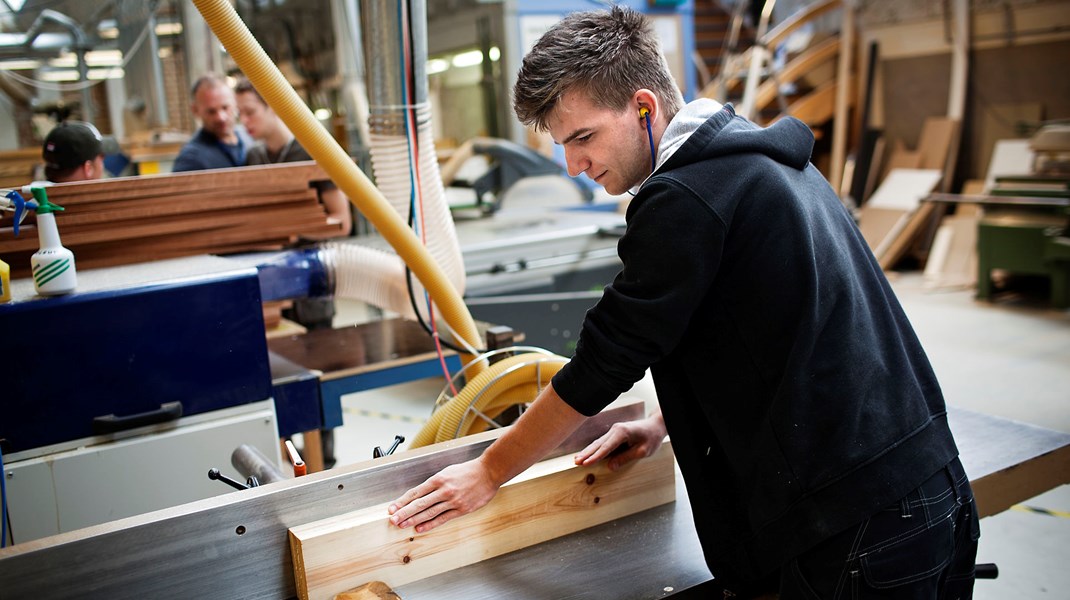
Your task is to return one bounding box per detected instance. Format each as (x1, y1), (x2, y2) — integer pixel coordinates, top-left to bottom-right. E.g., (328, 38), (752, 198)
(289, 441), (677, 600)
(1, 161), (340, 279)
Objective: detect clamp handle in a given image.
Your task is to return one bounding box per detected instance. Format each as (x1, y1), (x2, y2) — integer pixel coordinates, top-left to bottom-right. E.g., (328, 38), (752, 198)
(373, 435), (405, 459)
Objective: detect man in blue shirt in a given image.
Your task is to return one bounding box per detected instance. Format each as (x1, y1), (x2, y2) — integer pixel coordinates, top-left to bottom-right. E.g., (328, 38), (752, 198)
(172, 74), (251, 172)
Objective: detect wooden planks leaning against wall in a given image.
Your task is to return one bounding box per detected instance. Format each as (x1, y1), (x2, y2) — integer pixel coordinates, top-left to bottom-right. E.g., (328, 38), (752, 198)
(289, 442), (677, 600)
(0, 161), (343, 279)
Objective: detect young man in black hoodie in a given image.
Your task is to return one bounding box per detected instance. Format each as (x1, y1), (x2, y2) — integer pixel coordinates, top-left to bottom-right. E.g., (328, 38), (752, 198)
(388, 7), (979, 598)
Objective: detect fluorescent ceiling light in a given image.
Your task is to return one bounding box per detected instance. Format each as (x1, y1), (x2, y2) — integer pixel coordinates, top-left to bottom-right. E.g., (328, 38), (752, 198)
(0, 59), (40, 70)
(314, 108), (332, 120)
(48, 54), (77, 68)
(86, 50), (122, 66)
(155, 22), (183, 36)
(89, 68), (123, 80)
(39, 68), (124, 82)
(40, 70), (78, 82)
(451, 50), (483, 68)
(426, 58), (448, 75)
(47, 51), (123, 68)
(488, 46), (500, 61)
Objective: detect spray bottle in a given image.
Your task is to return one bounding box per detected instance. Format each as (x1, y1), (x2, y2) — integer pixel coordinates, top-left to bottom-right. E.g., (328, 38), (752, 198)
(4, 186), (77, 296)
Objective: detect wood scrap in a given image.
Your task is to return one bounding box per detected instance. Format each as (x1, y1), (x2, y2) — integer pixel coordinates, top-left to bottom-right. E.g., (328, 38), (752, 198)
(289, 442), (676, 600)
(858, 115), (963, 269)
(754, 37), (839, 112)
(335, 581), (402, 600)
(923, 210), (979, 290)
(857, 168), (942, 267)
(781, 75), (857, 128)
(0, 161), (342, 279)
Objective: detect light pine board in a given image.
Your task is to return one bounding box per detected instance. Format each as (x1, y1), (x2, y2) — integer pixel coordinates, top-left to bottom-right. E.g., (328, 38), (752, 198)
(289, 442), (676, 600)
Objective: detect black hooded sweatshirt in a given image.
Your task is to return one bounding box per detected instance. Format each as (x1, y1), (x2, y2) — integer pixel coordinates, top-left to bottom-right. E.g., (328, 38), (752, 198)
(551, 105), (959, 583)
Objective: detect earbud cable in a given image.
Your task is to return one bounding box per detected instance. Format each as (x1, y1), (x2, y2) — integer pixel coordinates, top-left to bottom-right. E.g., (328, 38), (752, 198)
(644, 112), (655, 173)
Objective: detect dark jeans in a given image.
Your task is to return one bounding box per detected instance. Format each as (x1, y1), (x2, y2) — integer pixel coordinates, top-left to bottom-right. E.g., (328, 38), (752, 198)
(779, 457), (980, 600)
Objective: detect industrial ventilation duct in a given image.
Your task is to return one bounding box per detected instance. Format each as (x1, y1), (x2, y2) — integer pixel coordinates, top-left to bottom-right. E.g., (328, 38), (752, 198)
(328, 0), (465, 322)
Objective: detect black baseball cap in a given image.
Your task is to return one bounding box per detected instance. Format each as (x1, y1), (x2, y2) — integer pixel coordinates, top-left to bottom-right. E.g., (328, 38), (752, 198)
(42, 122), (106, 170)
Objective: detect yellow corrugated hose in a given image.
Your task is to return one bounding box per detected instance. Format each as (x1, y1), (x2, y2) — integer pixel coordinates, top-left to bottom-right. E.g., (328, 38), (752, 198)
(191, 0), (566, 448)
(407, 353), (566, 447)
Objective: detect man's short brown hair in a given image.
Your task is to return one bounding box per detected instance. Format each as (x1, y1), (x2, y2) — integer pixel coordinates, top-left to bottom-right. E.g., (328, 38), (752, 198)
(513, 6), (684, 132)
(234, 77), (266, 105)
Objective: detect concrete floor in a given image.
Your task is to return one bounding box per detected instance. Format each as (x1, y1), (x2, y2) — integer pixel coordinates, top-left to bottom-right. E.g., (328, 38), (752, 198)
(328, 271), (1070, 599)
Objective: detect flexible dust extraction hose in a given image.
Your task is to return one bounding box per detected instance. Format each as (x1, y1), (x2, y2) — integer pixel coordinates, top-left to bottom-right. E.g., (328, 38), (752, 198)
(407, 353), (566, 447)
(191, 0), (569, 448)
(191, 0), (482, 366)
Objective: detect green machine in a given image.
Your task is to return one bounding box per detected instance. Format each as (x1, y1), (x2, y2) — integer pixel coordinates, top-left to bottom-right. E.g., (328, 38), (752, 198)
(971, 166), (1070, 308)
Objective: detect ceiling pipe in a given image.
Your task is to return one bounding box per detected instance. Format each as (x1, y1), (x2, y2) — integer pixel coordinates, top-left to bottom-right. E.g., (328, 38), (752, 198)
(19, 9), (94, 122)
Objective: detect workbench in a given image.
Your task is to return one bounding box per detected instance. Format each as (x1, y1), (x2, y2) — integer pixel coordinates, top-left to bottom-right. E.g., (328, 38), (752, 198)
(1, 406), (1065, 599)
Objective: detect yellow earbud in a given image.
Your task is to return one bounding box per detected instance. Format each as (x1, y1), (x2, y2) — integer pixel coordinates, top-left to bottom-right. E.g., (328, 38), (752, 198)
(639, 107), (650, 119)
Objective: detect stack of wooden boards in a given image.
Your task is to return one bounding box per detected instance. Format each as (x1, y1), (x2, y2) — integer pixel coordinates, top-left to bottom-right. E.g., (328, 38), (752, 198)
(0, 161), (342, 279)
(856, 116), (960, 270)
(0, 147), (42, 190)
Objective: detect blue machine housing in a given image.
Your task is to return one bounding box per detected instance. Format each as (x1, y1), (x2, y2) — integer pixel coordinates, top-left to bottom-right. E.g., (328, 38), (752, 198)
(0, 263), (272, 453)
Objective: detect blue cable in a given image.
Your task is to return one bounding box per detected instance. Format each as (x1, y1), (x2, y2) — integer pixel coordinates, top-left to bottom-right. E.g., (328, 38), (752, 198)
(644, 112), (656, 174)
(1, 444), (8, 548)
(395, 0), (434, 317)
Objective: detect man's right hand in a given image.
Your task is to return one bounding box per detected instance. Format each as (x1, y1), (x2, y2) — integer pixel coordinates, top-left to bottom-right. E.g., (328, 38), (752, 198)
(388, 457), (499, 533)
(386, 381), (589, 534)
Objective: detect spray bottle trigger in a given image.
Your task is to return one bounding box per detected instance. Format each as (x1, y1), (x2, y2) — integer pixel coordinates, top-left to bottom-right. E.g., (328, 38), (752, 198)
(3, 190), (36, 238)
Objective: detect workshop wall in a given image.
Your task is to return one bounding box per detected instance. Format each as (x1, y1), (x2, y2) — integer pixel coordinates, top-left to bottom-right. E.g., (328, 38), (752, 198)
(863, 0), (1070, 187)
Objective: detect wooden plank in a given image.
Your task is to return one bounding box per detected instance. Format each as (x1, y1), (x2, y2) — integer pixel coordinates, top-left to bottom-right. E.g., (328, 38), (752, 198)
(289, 442), (677, 600)
(47, 190), (319, 227)
(754, 36), (839, 111)
(43, 161), (331, 205)
(829, 2), (856, 194)
(2, 203), (318, 251)
(867, 168), (943, 212)
(761, 0), (842, 50)
(878, 202), (938, 269)
(780, 75), (856, 127)
(857, 206), (909, 253)
(922, 212), (979, 289)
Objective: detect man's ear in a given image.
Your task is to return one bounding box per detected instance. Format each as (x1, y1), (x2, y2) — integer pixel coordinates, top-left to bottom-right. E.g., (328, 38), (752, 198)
(633, 88), (658, 125)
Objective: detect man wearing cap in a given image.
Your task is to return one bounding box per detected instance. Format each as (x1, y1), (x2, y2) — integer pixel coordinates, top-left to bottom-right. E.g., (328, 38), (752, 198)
(42, 122), (109, 183)
(172, 73), (252, 172)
